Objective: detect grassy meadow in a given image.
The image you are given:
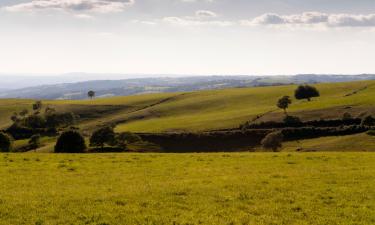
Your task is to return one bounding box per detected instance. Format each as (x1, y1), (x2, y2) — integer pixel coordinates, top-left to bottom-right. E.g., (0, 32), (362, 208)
(1, 153), (375, 225)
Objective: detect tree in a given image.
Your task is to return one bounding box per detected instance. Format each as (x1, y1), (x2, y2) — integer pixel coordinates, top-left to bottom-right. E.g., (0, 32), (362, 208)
(19, 109), (29, 117)
(29, 134), (41, 151)
(261, 131), (283, 152)
(24, 114), (46, 129)
(361, 115), (375, 126)
(116, 132), (142, 150)
(294, 85), (320, 101)
(55, 130), (86, 153)
(10, 112), (19, 123)
(90, 126), (116, 150)
(32, 101), (43, 113)
(0, 132), (12, 152)
(277, 96), (292, 115)
(88, 90), (95, 99)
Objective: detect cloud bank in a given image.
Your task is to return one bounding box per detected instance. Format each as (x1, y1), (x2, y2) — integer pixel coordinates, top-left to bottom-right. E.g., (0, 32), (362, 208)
(245, 12), (375, 27)
(4, 0), (135, 13)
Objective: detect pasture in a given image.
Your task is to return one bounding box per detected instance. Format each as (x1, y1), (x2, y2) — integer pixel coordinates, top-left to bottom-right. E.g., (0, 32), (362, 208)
(0, 153), (374, 225)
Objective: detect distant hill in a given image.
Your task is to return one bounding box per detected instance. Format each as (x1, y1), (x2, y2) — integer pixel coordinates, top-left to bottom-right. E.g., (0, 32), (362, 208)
(0, 74), (374, 100)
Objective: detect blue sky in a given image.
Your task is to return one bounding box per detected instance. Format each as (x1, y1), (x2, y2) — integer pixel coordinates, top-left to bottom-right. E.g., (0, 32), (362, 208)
(1, 0), (375, 75)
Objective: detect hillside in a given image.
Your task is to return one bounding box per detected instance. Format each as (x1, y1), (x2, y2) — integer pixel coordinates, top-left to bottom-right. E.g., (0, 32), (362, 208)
(1, 80), (375, 134)
(1, 74), (375, 100)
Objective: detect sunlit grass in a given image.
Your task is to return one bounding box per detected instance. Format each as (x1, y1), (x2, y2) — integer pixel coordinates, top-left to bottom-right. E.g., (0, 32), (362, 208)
(0, 153), (374, 225)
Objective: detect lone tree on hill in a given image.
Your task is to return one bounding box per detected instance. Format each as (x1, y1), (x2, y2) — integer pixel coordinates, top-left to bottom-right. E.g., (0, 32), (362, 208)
(88, 90), (95, 99)
(55, 130), (86, 153)
(277, 96), (292, 115)
(0, 132), (12, 152)
(294, 85), (320, 101)
(261, 131), (283, 152)
(90, 126), (116, 150)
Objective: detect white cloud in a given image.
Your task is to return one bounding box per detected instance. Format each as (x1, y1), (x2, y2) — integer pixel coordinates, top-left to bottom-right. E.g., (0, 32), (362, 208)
(195, 10), (217, 18)
(162, 16), (232, 26)
(4, 0), (135, 13)
(245, 12), (375, 27)
(162, 10), (231, 27)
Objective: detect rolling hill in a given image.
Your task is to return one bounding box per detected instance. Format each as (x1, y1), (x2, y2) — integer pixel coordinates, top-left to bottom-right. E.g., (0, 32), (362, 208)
(1, 80), (374, 134)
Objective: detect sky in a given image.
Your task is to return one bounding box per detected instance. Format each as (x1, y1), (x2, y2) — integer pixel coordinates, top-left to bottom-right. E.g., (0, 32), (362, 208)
(1, 0), (375, 76)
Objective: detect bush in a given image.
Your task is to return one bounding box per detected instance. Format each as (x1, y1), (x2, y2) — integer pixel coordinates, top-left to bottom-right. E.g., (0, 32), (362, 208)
(361, 115), (375, 126)
(283, 115), (302, 126)
(55, 130), (86, 153)
(45, 112), (77, 128)
(116, 132), (142, 149)
(90, 126), (116, 150)
(261, 131), (283, 152)
(0, 132), (12, 152)
(24, 114), (46, 129)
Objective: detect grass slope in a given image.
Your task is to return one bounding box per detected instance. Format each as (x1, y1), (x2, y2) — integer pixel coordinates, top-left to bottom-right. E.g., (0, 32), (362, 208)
(281, 133), (375, 152)
(0, 153), (374, 225)
(1, 80), (375, 133)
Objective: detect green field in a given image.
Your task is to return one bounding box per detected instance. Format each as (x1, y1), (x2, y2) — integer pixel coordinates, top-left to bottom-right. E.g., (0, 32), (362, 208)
(1, 80), (375, 133)
(0, 153), (374, 225)
(281, 133), (375, 152)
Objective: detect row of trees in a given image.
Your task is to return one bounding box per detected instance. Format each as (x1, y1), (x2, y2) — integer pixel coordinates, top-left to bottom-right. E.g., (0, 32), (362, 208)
(54, 126), (142, 153)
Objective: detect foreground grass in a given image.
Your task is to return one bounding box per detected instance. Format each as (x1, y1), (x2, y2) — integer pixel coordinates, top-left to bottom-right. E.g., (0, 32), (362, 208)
(0, 153), (374, 225)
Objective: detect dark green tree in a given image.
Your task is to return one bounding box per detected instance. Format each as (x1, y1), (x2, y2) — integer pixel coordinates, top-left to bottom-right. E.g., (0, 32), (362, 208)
(55, 130), (86, 153)
(90, 126), (116, 150)
(295, 85), (320, 101)
(88, 90), (95, 99)
(277, 96), (292, 115)
(0, 132), (12, 152)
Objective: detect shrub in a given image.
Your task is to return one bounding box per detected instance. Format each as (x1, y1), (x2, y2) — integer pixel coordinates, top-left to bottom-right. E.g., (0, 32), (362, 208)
(116, 132), (142, 149)
(367, 130), (375, 136)
(361, 115), (375, 126)
(0, 132), (12, 152)
(261, 131), (283, 152)
(45, 112), (77, 128)
(55, 130), (86, 153)
(283, 115), (302, 126)
(90, 126), (116, 150)
(24, 114), (46, 129)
